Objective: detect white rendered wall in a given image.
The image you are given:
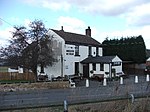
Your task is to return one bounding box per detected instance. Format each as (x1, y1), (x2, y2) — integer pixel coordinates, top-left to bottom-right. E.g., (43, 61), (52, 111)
(64, 44), (75, 75)
(112, 56), (122, 74)
(64, 44), (89, 76)
(38, 30), (103, 78)
(88, 63), (110, 78)
(99, 48), (103, 56)
(37, 30), (65, 79)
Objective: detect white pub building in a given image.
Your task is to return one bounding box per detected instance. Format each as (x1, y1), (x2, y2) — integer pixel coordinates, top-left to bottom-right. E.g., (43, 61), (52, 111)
(37, 27), (123, 79)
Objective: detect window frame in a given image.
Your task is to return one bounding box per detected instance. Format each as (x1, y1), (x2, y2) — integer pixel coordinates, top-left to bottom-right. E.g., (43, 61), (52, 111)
(75, 45), (80, 56)
(100, 63), (104, 71)
(92, 63), (96, 71)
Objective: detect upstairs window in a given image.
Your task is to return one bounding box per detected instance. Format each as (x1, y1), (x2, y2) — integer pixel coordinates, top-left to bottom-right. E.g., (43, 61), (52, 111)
(112, 62), (121, 66)
(88, 46), (92, 56)
(75, 45), (80, 56)
(93, 63), (96, 71)
(96, 47), (99, 56)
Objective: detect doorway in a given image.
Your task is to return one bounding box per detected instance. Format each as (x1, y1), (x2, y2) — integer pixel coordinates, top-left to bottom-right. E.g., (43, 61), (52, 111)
(75, 62), (79, 75)
(83, 64), (89, 78)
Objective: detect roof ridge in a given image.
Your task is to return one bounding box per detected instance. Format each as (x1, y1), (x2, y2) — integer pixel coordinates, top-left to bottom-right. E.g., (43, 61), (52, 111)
(51, 29), (90, 38)
(51, 29), (101, 46)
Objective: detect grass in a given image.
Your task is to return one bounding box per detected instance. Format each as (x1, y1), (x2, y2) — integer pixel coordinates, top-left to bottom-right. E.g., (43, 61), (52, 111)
(0, 80), (32, 84)
(1, 106), (64, 112)
(2, 98), (150, 112)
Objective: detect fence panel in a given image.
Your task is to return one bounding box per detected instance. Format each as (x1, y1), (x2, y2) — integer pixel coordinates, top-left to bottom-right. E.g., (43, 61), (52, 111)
(0, 72), (35, 81)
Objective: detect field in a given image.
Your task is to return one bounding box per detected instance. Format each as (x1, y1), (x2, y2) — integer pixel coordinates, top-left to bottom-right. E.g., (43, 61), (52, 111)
(2, 97), (150, 112)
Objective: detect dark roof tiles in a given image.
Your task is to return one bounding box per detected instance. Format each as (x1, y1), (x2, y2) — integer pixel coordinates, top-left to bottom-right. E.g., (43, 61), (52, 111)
(52, 29), (101, 46)
(81, 56), (117, 63)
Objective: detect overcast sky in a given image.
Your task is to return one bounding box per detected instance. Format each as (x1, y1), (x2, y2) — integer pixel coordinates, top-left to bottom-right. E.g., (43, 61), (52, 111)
(1, 0), (150, 49)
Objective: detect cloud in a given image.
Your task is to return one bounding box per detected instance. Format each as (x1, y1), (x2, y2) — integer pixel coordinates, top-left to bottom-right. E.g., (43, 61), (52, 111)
(21, 0), (150, 27)
(24, 0), (149, 17)
(42, 0), (70, 11)
(0, 19), (32, 47)
(71, 0), (150, 26)
(0, 20), (3, 26)
(0, 27), (13, 47)
(98, 25), (150, 49)
(56, 16), (86, 34)
(126, 3), (150, 26)
(70, 0), (149, 16)
(22, 0), (70, 11)
(24, 19), (31, 28)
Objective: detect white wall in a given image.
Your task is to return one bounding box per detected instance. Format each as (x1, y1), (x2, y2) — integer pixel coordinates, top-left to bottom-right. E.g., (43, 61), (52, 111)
(64, 44), (89, 75)
(112, 56), (122, 74)
(37, 30), (65, 79)
(99, 48), (103, 56)
(38, 30), (103, 78)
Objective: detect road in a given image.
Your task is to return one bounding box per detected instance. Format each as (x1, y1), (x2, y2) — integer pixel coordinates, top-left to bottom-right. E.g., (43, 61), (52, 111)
(0, 75), (150, 110)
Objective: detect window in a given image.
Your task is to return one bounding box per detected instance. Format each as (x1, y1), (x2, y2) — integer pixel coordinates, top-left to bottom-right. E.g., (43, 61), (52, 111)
(93, 63), (96, 71)
(112, 62), (121, 66)
(96, 47), (99, 56)
(40, 64), (44, 73)
(89, 46), (92, 56)
(100, 63), (104, 71)
(75, 45), (79, 56)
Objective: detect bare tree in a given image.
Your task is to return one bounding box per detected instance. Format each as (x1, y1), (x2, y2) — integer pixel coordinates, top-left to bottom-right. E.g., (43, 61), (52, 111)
(0, 20), (57, 81)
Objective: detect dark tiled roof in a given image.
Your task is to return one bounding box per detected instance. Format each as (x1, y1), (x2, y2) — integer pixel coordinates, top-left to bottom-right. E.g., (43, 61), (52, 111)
(81, 56), (116, 63)
(52, 29), (101, 46)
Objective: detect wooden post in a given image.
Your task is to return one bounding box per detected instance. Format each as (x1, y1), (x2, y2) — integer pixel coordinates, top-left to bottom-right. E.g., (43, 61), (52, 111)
(64, 100), (68, 112)
(86, 79), (89, 87)
(135, 76), (138, 83)
(103, 78), (107, 86)
(120, 77), (123, 85)
(146, 74), (150, 82)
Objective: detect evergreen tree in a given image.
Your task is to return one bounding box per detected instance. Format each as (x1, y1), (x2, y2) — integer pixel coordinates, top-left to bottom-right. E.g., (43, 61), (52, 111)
(102, 35), (146, 63)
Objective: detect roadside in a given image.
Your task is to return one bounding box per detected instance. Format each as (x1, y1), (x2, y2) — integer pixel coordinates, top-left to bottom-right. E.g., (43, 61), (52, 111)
(1, 97), (150, 112)
(0, 81), (69, 92)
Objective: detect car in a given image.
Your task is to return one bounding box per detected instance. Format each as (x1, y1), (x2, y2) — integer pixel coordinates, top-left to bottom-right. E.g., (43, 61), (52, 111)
(91, 74), (104, 82)
(38, 74), (48, 81)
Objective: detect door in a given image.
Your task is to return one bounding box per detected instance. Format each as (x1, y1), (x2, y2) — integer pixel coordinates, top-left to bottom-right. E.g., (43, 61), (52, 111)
(83, 64), (89, 78)
(75, 62), (79, 75)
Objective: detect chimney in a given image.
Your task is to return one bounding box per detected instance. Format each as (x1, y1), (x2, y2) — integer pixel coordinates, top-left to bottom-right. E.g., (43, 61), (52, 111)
(85, 26), (91, 36)
(61, 26), (64, 31)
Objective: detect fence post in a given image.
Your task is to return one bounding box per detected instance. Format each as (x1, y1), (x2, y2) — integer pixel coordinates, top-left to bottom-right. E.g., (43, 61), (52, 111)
(103, 78), (107, 86)
(64, 100), (68, 112)
(86, 79), (89, 87)
(120, 77), (123, 85)
(130, 94), (134, 103)
(146, 74), (150, 82)
(135, 76), (138, 83)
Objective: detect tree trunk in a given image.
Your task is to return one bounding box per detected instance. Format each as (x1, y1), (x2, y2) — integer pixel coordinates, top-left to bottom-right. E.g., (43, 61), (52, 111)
(32, 65), (38, 82)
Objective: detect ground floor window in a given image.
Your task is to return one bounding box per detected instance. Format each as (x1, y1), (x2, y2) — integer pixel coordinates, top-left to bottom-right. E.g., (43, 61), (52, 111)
(40, 64), (44, 73)
(93, 63), (96, 71)
(100, 63), (104, 71)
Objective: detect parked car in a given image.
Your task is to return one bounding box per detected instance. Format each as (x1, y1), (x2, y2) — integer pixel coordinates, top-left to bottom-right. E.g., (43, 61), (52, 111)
(91, 74), (104, 82)
(38, 74), (48, 81)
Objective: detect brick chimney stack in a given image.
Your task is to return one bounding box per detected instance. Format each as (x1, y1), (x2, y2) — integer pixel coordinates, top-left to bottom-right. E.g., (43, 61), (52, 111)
(61, 26), (64, 31)
(86, 26), (91, 37)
